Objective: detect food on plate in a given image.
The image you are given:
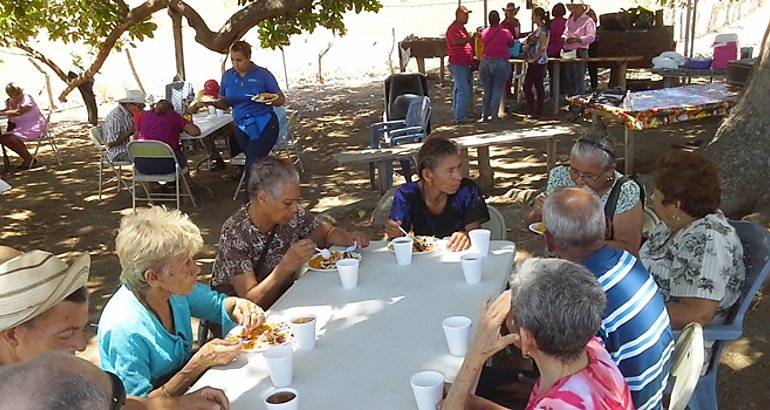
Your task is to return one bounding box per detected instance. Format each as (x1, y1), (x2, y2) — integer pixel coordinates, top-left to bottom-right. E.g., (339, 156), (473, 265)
(529, 222), (545, 235)
(257, 92), (278, 101)
(199, 95), (218, 103)
(308, 251), (360, 270)
(228, 322), (291, 351)
(387, 235), (439, 253)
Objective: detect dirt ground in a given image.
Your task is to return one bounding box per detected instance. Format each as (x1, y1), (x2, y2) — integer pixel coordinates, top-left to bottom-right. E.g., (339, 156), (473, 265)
(1, 73), (767, 408)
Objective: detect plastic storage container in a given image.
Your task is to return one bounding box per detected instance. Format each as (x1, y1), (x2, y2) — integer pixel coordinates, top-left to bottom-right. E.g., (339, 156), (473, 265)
(712, 33), (738, 70)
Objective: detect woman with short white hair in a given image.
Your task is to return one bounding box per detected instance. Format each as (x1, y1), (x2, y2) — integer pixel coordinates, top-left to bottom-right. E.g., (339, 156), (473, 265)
(98, 206), (265, 397)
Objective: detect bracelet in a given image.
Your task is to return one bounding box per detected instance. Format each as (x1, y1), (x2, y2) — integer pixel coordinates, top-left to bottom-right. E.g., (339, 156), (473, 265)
(160, 385), (172, 397)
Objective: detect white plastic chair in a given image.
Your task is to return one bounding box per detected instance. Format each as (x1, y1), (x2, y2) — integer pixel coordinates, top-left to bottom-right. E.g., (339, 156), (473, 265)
(272, 107), (304, 172)
(89, 126), (132, 200)
(127, 140), (196, 209)
(230, 152), (247, 200)
(667, 322), (705, 410)
(481, 205), (507, 240)
(29, 110), (62, 168)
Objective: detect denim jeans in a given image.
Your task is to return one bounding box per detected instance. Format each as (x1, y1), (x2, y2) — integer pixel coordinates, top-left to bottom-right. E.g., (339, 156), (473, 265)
(449, 64), (472, 121)
(563, 48), (589, 96)
(234, 112), (279, 199)
(479, 58), (512, 120)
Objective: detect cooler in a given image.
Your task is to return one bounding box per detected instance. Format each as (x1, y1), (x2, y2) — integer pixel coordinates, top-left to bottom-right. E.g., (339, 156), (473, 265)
(712, 33), (738, 70)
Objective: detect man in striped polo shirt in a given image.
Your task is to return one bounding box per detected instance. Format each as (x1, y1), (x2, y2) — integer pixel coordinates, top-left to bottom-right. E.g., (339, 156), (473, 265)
(446, 6), (475, 123)
(543, 187), (674, 410)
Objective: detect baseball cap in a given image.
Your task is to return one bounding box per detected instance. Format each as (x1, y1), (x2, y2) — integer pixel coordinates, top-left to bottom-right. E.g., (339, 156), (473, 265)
(203, 79), (220, 96)
(456, 6), (472, 14)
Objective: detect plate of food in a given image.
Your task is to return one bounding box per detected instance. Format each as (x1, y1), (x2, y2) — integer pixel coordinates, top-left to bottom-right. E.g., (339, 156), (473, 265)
(198, 95), (219, 103)
(226, 322), (292, 353)
(528, 222), (545, 235)
(306, 251), (362, 272)
(251, 92), (279, 103)
(387, 235), (440, 254)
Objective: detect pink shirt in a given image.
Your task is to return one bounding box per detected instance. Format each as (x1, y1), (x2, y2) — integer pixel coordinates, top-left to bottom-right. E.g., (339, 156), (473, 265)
(5, 94), (47, 141)
(563, 13), (596, 51)
(137, 109), (189, 150)
(446, 21), (474, 65)
(547, 16), (568, 55)
(525, 338), (634, 410)
(482, 26), (514, 59)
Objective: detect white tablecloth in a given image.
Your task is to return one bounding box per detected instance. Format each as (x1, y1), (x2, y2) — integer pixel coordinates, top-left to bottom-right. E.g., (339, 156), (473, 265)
(192, 240), (516, 409)
(182, 113), (233, 141)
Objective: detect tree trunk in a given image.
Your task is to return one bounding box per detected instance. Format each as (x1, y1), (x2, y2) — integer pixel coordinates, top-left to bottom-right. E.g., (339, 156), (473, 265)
(69, 72), (98, 126)
(701, 19), (770, 218)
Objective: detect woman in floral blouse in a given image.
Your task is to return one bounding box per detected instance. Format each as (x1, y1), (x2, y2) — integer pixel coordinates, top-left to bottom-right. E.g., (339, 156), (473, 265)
(640, 150), (745, 330)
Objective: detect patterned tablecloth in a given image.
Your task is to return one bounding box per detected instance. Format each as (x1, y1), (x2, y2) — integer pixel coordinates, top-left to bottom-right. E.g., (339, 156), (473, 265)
(568, 83), (739, 130)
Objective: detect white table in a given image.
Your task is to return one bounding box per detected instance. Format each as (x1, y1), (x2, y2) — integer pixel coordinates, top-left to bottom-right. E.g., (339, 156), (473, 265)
(181, 113), (233, 172)
(192, 240), (516, 409)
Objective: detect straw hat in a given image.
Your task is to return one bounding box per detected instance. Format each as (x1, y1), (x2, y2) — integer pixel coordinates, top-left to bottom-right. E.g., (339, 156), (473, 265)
(503, 2), (520, 12)
(568, 0), (589, 11)
(117, 89), (150, 104)
(0, 250), (90, 331)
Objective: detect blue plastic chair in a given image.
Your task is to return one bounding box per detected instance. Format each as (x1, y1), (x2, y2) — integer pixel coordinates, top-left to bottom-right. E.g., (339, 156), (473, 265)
(687, 220), (770, 410)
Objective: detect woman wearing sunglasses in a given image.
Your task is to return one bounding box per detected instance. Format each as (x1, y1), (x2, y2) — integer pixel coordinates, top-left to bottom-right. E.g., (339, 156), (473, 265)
(526, 134), (643, 254)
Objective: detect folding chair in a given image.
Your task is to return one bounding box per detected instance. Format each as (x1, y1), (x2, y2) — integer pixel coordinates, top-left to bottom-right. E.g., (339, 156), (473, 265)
(667, 322), (705, 410)
(687, 220), (770, 410)
(127, 140), (196, 210)
(29, 110), (62, 168)
(481, 205), (507, 240)
(230, 153), (247, 200)
(89, 126), (132, 200)
(272, 106), (304, 172)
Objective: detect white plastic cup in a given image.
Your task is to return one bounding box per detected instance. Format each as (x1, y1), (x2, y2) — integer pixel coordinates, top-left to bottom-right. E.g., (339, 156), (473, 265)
(264, 387), (299, 410)
(460, 253), (484, 284)
(410, 370), (444, 410)
(336, 258), (360, 289)
(263, 345), (293, 387)
(442, 316), (472, 357)
(290, 314), (317, 351)
(207, 105), (216, 116)
(469, 229), (491, 256)
(392, 237), (414, 265)
(216, 108), (224, 117)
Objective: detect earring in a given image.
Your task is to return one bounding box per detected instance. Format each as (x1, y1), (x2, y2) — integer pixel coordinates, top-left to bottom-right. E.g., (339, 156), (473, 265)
(606, 175), (614, 182)
(522, 350), (531, 359)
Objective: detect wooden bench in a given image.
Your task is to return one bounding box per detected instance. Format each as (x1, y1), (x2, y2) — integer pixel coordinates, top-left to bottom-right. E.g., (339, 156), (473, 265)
(333, 124), (582, 194)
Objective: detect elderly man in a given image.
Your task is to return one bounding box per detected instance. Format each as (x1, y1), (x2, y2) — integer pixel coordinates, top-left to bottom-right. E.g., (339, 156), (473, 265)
(561, 0), (595, 96)
(103, 90), (147, 163)
(542, 187), (674, 410)
(0, 248), (230, 410)
(446, 6), (474, 123)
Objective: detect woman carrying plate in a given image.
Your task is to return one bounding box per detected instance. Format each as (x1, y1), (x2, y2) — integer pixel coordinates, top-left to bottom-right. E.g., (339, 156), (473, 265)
(211, 156), (370, 308)
(205, 40), (285, 194)
(385, 137), (489, 251)
(98, 206), (265, 397)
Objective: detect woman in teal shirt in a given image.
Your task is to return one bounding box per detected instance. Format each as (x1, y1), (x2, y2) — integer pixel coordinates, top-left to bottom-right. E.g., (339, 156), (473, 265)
(98, 206), (266, 397)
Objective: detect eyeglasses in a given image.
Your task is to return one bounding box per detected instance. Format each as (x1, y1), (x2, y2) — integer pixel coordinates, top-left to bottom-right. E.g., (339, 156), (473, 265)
(568, 166), (603, 182)
(105, 371), (126, 410)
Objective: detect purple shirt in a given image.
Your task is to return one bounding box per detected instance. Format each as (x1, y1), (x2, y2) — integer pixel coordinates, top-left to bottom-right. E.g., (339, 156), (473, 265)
(563, 13), (596, 51)
(482, 26), (514, 59)
(547, 16), (567, 55)
(5, 94), (47, 141)
(137, 109), (189, 150)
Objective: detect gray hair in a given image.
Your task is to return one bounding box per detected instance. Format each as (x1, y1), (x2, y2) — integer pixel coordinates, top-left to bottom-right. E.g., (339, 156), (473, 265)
(509, 258), (606, 363)
(247, 156), (300, 200)
(542, 186), (606, 248)
(570, 134), (615, 170)
(0, 352), (111, 410)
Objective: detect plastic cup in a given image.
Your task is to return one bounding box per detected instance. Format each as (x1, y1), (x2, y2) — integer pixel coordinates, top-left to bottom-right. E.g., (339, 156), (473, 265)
(290, 314), (316, 351)
(336, 258), (360, 289)
(264, 387), (299, 410)
(207, 105), (216, 116)
(263, 345), (293, 387)
(216, 108), (225, 117)
(410, 370), (444, 410)
(469, 229), (491, 256)
(460, 253), (483, 284)
(442, 316), (472, 357)
(392, 237), (413, 265)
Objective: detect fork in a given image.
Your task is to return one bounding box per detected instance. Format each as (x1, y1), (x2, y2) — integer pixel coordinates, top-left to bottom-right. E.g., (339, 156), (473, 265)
(345, 241), (358, 253)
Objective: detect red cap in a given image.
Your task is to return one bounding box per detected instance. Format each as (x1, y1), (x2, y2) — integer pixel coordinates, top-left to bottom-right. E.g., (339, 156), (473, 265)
(456, 6), (472, 14)
(203, 79), (219, 96)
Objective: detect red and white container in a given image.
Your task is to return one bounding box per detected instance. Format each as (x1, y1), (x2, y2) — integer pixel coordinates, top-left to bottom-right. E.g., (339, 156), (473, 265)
(712, 33), (738, 70)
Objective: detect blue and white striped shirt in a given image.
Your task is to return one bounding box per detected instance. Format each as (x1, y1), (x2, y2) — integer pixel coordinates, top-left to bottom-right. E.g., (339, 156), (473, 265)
(583, 246), (674, 410)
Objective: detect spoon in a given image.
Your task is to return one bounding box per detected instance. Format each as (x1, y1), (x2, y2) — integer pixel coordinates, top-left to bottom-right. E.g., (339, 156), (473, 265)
(345, 241), (358, 253)
(397, 225), (409, 236)
(315, 247), (331, 259)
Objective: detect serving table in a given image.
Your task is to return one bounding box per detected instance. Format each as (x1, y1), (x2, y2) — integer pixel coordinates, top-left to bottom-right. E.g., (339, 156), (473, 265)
(192, 240), (516, 409)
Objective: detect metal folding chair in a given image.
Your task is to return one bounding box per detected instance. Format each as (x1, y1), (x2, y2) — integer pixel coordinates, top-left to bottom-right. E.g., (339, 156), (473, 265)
(127, 140), (196, 209)
(89, 126), (132, 200)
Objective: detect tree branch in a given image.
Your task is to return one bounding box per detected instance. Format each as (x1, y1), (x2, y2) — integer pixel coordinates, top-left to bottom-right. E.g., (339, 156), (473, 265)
(114, 0), (130, 17)
(16, 44), (71, 83)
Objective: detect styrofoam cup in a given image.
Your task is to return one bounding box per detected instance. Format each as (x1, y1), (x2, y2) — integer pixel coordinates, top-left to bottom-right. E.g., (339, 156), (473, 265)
(264, 387), (299, 410)
(290, 314), (316, 350)
(336, 258), (359, 289)
(392, 237), (413, 265)
(442, 316), (472, 357)
(469, 229), (491, 256)
(216, 108), (224, 116)
(460, 253), (483, 284)
(263, 345), (293, 387)
(207, 105), (216, 116)
(410, 370), (444, 410)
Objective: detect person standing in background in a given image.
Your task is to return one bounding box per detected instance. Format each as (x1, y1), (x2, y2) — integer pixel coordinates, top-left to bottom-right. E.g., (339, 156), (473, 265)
(446, 6), (475, 124)
(479, 10), (514, 122)
(586, 7), (600, 91)
(562, 0), (596, 96)
(547, 3), (568, 97)
(500, 2), (522, 102)
(523, 8), (550, 119)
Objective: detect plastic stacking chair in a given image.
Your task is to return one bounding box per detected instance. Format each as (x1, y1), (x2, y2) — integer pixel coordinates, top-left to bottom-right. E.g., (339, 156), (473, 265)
(687, 220), (770, 410)
(667, 322), (705, 410)
(29, 110), (62, 168)
(127, 140), (196, 210)
(272, 106), (304, 172)
(481, 205), (507, 240)
(89, 126), (132, 200)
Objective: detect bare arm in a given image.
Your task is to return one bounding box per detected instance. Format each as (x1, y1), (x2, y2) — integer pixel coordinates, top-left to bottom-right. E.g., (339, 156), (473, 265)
(108, 125), (135, 148)
(270, 91), (286, 107)
(666, 297), (720, 329)
(530, 32), (548, 62)
(309, 222), (370, 248)
(183, 122), (201, 136)
(603, 202), (643, 255)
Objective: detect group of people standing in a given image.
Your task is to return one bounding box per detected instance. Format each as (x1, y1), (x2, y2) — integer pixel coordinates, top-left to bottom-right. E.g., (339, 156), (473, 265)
(446, 1), (597, 122)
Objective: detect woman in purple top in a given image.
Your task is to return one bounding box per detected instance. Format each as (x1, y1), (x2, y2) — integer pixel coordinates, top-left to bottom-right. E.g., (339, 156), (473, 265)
(385, 137), (489, 252)
(547, 3), (567, 97)
(0, 83), (48, 170)
(136, 100), (200, 174)
(479, 10), (514, 122)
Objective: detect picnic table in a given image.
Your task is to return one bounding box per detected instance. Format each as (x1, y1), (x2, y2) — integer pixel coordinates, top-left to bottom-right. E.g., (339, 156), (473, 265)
(333, 124), (582, 194)
(567, 82), (739, 173)
(191, 240), (516, 409)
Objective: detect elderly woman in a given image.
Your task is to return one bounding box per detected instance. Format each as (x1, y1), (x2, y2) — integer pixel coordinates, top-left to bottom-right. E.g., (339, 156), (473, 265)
(640, 151), (745, 330)
(98, 206), (265, 397)
(136, 99), (201, 174)
(527, 134), (643, 254)
(385, 137), (489, 251)
(0, 83), (48, 170)
(479, 10), (514, 122)
(443, 258), (633, 409)
(211, 156), (370, 307)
